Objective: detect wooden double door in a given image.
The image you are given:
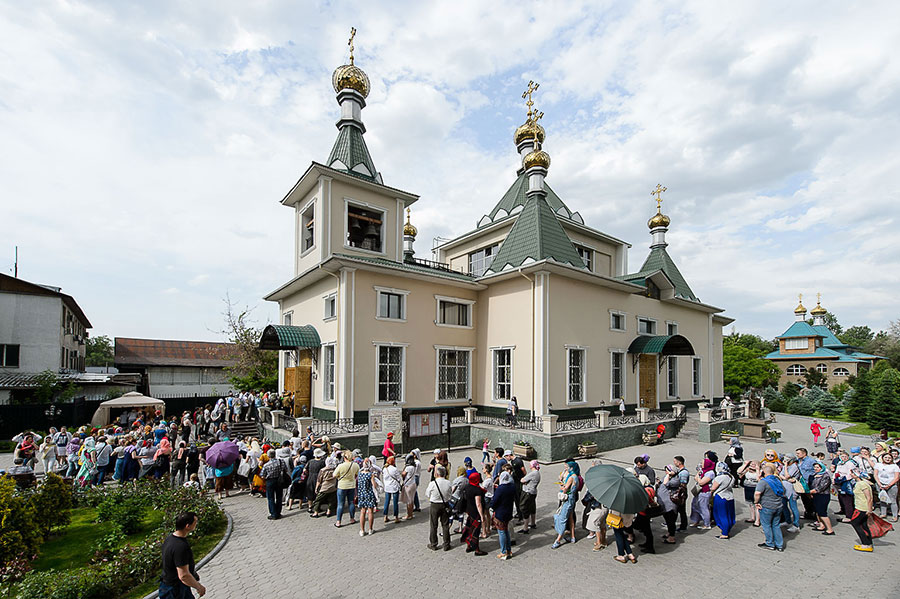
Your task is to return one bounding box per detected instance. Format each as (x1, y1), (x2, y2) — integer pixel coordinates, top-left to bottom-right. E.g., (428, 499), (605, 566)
(638, 354), (657, 409)
(283, 350), (312, 416)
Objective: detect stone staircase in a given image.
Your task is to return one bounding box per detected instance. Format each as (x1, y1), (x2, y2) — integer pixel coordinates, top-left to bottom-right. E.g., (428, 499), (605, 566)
(228, 420), (261, 439)
(678, 415), (699, 440)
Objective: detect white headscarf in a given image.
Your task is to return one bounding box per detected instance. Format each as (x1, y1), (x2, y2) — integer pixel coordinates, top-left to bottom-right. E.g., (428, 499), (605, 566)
(498, 471), (513, 485)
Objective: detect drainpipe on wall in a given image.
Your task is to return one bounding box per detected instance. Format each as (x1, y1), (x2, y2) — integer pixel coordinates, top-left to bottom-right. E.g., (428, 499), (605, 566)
(321, 266), (341, 418)
(518, 268), (535, 418)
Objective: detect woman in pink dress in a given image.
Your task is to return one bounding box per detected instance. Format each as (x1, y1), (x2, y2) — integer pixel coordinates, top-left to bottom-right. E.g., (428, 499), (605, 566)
(810, 420), (823, 447)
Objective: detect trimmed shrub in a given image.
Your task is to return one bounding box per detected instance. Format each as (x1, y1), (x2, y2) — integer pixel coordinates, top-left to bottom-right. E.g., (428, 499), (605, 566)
(763, 386), (787, 412)
(807, 386), (843, 417)
(0, 477), (41, 570)
(30, 474), (73, 538)
(788, 392), (815, 416)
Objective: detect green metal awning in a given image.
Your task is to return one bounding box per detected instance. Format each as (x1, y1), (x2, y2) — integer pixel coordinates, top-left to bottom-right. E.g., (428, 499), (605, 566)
(259, 324), (321, 350)
(627, 334), (695, 356)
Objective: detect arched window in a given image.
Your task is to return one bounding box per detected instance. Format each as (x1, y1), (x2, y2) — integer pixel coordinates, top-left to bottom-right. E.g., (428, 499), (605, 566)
(786, 364), (807, 376)
(816, 363), (828, 374)
(833, 367), (850, 377)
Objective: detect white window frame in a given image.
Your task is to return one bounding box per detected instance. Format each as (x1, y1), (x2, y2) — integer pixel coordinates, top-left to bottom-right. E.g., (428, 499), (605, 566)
(786, 364), (807, 376)
(574, 244), (594, 271)
(565, 345), (587, 405)
(637, 316), (657, 336)
(491, 346), (514, 403)
(321, 343), (336, 405)
(784, 338), (807, 350)
(609, 310), (626, 332)
(434, 345), (474, 402)
(815, 363), (828, 374)
(300, 199), (316, 257)
(667, 356), (678, 399)
(692, 356), (701, 397)
(344, 198), (387, 256)
(374, 286), (409, 322)
(832, 367), (850, 377)
(434, 295), (475, 329)
(468, 243), (499, 277)
(373, 342), (407, 404)
(323, 293), (337, 321)
(666, 321), (678, 336)
(610, 349), (626, 402)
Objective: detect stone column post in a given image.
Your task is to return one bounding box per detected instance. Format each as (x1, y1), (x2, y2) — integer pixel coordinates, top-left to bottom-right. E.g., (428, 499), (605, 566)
(698, 407), (712, 423)
(464, 407), (477, 424)
(636, 407), (650, 423)
(740, 400), (750, 418)
(295, 416), (314, 434)
(542, 414), (558, 435)
(672, 403), (685, 418)
(725, 406), (735, 420)
(595, 410), (610, 429)
(270, 410), (284, 427)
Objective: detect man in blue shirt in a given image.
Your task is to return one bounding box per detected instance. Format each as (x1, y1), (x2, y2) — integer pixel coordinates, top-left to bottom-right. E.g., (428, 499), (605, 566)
(492, 448), (509, 482)
(795, 447), (816, 520)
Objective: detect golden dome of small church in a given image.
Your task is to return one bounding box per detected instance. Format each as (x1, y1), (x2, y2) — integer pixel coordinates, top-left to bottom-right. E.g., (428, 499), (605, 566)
(261, 30), (733, 428)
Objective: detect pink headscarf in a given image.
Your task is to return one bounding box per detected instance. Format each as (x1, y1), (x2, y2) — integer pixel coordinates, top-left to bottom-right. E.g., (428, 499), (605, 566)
(154, 438), (172, 459)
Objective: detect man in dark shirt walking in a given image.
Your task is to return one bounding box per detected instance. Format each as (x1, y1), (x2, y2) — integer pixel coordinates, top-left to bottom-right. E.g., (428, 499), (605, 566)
(160, 512), (205, 598)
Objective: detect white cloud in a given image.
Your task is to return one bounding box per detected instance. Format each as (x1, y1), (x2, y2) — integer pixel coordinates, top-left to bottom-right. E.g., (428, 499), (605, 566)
(1, 0), (897, 341)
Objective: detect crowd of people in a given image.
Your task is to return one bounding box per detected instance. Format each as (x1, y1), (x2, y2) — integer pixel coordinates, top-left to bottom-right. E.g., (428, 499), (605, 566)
(7, 410), (898, 563)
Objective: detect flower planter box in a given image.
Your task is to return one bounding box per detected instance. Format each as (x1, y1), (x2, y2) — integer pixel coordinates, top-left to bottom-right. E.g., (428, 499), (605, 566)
(578, 443), (598, 457)
(513, 444), (536, 459)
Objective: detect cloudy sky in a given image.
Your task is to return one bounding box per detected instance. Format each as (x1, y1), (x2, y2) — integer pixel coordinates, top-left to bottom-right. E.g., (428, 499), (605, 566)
(1, 1), (897, 343)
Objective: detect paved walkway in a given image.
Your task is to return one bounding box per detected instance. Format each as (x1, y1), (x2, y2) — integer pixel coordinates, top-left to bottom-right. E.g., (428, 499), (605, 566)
(3, 413), (896, 598)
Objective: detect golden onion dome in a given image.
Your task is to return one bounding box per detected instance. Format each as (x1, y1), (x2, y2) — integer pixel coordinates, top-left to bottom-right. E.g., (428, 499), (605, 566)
(648, 211), (671, 229)
(514, 119), (546, 146)
(403, 209), (417, 237)
(332, 64), (370, 98)
(524, 148), (551, 170)
(794, 301), (807, 314)
(810, 302), (827, 316)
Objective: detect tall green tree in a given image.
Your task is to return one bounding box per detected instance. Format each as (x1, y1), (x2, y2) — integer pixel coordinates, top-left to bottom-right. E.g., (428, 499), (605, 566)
(847, 367), (875, 422)
(724, 331), (777, 354)
(866, 321), (900, 369)
(840, 325), (874, 348)
(788, 392), (815, 416)
(722, 344), (781, 397)
(782, 381), (801, 400)
(85, 334), (115, 367)
(867, 368), (900, 432)
(807, 385), (843, 417)
(804, 367), (827, 390)
(763, 386), (787, 412)
(218, 296), (278, 392)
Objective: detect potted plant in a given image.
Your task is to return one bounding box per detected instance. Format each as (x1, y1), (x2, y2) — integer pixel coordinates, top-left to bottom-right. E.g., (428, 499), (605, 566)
(767, 428), (782, 443)
(721, 429), (740, 442)
(513, 440), (536, 459)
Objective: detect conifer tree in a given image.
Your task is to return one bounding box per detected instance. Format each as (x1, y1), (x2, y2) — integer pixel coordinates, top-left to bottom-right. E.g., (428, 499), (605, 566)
(866, 368), (900, 432)
(788, 392), (815, 416)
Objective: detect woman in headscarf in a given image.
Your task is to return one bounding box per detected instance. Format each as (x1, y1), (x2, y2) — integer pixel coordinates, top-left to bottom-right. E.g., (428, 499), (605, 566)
(356, 458), (378, 536)
(311, 455), (338, 517)
(690, 458), (715, 529)
(825, 426), (840, 460)
(491, 471), (516, 560)
(401, 454), (418, 521)
(809, 460), (835, 534)
(760, 449), (782, 471)
(779, 456), (802, 532)
(287, 455), (308, 510)
(450, 466), (469, 534)
(65, 436), (82, 478)
(518, 460), (541, 534)
(214, 454), (235, 500)
(657, 465), (681, 545)
(551, 460), (580, 549)
(726, 437), (744, 481)
(461, 471), (488, 556)
(737, 459), (760, 525)
(711, 462), (736, 539)
(834, 449), (856, 521)
(633, 474), (657, 553)
(75, 436), (97, 487)
(153, 437), (172, 479)
(305, 448), (327, 511)
(251, 451), (269, 496)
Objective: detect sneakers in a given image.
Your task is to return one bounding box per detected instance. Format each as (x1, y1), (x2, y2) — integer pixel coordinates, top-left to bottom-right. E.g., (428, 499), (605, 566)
(853, 544), (873, 552)
(757, 543), (775, 550)
(551, 541), (562, 549)
(786, 525), (800, 533)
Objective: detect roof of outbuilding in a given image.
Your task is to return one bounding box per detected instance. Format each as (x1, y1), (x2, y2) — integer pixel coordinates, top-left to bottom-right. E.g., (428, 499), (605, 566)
(485, 194), (586, 274)
(114, 338), (236, 368)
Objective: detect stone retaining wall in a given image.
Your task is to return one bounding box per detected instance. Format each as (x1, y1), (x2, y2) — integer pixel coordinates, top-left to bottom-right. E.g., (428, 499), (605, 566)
(698, 419), (742, 443)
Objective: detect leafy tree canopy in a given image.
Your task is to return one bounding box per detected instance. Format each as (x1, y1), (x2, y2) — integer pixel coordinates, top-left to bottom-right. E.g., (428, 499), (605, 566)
(723, 344), (780, 397)
(85, 334), (114, 367)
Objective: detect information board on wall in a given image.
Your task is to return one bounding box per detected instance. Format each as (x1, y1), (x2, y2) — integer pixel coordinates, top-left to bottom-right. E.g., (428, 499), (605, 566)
(409, 412), (447, 437)
(368, 406), (403, 447)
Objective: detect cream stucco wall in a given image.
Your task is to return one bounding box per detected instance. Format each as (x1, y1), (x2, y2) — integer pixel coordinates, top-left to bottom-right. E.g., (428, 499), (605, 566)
(563, 228), (619, 277)
(442, 223), (514, 273)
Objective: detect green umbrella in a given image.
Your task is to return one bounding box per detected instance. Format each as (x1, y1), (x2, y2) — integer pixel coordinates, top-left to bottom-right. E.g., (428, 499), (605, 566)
(583, 464), (648, 514)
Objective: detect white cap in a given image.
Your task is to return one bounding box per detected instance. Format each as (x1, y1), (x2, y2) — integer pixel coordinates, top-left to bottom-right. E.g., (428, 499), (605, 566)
(503, 449), (513, 457)
(433, 448), (441, 454)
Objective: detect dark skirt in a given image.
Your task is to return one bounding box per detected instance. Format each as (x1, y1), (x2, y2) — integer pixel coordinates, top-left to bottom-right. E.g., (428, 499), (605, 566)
(743, 485), (756, 503)
(521, 492), (537, 517)
(289, 480), (305, 500)
(813, 493), (830, 517)
(215, 473), (234, 492)
(826, 441), (839, 454)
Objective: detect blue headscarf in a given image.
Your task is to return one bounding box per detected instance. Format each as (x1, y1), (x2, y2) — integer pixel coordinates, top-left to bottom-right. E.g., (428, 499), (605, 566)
(566, 460), (580, 476)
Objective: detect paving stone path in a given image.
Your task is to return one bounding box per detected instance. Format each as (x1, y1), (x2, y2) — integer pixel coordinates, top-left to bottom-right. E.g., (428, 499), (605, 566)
(4, 412), (897, 598)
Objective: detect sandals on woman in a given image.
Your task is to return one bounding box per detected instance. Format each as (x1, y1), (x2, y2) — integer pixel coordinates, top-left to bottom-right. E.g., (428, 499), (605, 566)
(613, 556), (627, 563)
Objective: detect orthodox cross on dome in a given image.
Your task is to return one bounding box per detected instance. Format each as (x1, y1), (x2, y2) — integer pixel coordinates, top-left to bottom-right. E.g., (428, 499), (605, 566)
(651, 184), (667, 212)
(817, 292), (821, 304)
(799, 292), (803, 303)
(522, 80), (540, 120)
(348, 27), (357, 65)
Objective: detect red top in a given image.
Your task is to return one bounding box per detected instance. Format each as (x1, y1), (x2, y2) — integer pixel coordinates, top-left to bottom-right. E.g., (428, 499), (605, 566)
(382, 438), (395, 457)
(810, 422), (823, 434)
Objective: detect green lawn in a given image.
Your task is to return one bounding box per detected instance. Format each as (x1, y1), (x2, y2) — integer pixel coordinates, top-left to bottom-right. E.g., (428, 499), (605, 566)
(33, 507), (163, 571)
(809, 411), (899, 438)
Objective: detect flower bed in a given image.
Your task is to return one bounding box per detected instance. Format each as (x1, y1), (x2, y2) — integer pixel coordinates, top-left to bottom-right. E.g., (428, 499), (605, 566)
(7, 479), (225, 599)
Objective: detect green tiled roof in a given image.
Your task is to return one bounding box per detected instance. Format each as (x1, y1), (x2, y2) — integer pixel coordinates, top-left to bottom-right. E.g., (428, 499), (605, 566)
(622, 247), (698, 301)
(332, 253), (476, 283)
(327, 126), (378, 181)
(777, 321), (821, 339)
(811, 324), (844, 347)
(259, 324), (320, 350)
(484, 172), (572, 224)
(485, 194), (586, 274)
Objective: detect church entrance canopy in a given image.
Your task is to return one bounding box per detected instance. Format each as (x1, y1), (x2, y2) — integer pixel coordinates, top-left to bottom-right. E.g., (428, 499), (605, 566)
(627, 334), (695, 371)
(259, 325), (321, 350)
